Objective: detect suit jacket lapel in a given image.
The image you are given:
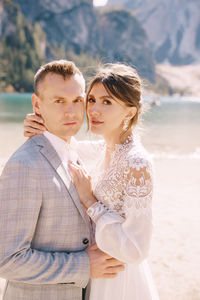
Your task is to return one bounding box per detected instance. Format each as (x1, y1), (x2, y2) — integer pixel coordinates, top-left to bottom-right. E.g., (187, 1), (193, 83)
(56, 164), (88, 224)
(32, 135), (88, 224)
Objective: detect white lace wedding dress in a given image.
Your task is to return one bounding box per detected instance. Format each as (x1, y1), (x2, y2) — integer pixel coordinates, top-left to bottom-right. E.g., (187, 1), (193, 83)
(76, 133), (159, 300)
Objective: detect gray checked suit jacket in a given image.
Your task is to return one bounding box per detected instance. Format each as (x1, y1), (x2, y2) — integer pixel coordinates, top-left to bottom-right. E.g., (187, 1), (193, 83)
(0, 135), (91, 300)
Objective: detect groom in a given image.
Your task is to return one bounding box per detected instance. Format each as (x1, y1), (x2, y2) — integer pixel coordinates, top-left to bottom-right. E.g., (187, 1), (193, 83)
(0, 60), (124, 300)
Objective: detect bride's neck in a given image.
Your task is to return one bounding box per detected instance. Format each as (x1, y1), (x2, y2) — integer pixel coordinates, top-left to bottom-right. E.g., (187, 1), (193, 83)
(103, 129), (132, 151)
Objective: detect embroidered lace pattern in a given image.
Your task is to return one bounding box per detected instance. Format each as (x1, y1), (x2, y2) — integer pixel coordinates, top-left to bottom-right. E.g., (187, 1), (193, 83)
(90, 135), (153, 219)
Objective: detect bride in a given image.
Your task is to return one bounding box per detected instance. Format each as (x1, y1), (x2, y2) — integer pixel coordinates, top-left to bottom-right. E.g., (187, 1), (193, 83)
(24, 63), (159, 300)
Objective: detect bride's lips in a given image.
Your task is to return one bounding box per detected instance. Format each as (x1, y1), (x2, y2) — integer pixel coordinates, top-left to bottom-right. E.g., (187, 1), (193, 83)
(91, 120), (104, 126)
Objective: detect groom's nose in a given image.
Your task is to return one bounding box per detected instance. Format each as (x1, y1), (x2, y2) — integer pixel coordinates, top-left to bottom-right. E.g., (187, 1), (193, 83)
(64, 103), (75, 116)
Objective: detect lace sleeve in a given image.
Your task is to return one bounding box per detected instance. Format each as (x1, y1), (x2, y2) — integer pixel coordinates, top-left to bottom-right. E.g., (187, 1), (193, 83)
(123, 156), (153, 218)
(87, 158), (153, 264)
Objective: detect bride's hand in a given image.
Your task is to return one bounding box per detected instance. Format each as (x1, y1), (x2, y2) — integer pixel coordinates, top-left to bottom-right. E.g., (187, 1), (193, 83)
(24, 113), (46, 137)
(68, 162), (97, 209)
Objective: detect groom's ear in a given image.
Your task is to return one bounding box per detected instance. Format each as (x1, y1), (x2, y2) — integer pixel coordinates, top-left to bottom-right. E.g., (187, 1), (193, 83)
(32, 94), (41, 115)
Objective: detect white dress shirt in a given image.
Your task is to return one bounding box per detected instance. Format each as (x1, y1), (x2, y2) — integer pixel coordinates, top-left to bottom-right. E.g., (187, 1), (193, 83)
(43, 131), (79, 172)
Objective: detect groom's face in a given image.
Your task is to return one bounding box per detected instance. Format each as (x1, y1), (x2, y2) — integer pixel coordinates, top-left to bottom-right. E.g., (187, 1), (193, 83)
(32, 72), (85, 142)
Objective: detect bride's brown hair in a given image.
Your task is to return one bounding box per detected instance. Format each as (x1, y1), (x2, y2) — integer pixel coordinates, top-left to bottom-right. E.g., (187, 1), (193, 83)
(86, 63), (143, 131)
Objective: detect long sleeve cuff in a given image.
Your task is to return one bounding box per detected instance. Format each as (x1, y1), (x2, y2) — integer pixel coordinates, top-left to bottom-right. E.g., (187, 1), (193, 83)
(86, 201), (110, 223)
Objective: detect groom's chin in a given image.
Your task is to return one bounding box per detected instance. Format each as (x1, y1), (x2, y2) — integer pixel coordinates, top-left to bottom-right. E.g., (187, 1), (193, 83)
(59, 126), (82, 139)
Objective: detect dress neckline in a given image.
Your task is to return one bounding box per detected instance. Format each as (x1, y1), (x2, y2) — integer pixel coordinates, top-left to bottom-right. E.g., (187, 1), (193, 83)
(93, 133), (139, 179)
(105, 130), (141, 156)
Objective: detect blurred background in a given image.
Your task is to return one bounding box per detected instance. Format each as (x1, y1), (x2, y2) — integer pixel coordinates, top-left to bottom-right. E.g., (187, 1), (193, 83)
(0, 0), (200, 299)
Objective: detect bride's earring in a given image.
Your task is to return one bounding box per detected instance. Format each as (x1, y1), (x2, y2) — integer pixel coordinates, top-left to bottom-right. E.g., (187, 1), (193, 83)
(123, 119), (129, 131)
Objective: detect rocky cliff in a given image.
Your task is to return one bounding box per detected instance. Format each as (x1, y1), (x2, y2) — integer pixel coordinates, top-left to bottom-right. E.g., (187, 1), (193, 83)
(12, 0), (99, 54)
(97, 9), (154, 80)
(0, 0), (51, 91)
(107, 0), (200, 65)
(11, 0), (155, 80)
(0, 0), (156, 91)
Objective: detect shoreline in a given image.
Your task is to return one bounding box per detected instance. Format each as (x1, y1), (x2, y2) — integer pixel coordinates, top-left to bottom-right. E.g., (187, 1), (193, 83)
(156, 64), (200, 98)
(1, 92), (200, 103)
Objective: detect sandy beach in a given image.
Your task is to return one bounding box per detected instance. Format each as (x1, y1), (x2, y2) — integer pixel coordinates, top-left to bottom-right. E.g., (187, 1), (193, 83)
(150, 158), (200, 300)
(0, 135), (200, 299)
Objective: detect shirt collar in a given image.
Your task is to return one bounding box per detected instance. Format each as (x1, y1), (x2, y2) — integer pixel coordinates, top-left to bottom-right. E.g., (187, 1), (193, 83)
(44, 131), (78, 162)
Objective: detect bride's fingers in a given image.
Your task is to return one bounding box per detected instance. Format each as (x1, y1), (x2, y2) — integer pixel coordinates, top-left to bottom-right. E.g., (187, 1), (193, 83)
(106, 265), (125, 273)
(77, 164), (88, 176)
(106, 258), (125, 266)
(68, 163), (80, 173)
(68, 165), (82, 185)
(69, 162), (79, 168)
(24, 119), (46, 131)
(24, 126), (44, 136)
(69, 163), (84, 176)
(24, 131), (36, 137)
(26, 113), (44, 124)
(24, 124), (44, 136)
(69, 162), (89, 179)
(81, 166), (89, 177)
(69, 161), (81, 169)
(69, 169), (79, 185)
(86, 243), (98, 251)
(102, 273), (117, 278)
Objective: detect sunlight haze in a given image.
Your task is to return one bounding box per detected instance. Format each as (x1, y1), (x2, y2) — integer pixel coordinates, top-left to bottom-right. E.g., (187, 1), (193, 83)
(93, 0), (108, 6)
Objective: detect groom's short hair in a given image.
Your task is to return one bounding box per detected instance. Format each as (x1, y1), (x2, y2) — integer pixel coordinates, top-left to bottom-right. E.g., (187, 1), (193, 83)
(34, 60), (83, 96)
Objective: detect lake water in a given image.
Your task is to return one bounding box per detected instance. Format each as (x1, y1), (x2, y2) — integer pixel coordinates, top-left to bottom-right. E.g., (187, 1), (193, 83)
(0, 93), (200, 161)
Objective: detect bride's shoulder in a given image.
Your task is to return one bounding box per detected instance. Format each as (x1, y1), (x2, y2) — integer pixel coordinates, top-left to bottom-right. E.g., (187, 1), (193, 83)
(127, 143), (153, 172)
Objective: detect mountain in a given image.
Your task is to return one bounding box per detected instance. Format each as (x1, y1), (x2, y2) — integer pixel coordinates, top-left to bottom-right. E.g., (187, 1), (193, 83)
(97, 9), (154, 80)
(0, 0), (52, 91)
(12, 0), (99, 55)
(0, 0), (155, 92)
(13, 0), (153, 71)
(12, 0), (155, 78)
(107, 0), (200, 65)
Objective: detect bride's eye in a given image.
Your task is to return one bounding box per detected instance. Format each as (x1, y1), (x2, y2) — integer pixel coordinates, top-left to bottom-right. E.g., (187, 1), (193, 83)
(87, 98), (95, 103)
(103, 99), (112, 105)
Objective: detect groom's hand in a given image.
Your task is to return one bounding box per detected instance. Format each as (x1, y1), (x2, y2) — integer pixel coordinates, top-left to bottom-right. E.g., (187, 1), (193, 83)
(86, 244), (125, 278)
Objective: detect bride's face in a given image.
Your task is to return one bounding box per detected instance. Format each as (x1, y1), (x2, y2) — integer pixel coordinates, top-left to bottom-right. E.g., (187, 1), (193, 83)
(87, 83), (131, 138)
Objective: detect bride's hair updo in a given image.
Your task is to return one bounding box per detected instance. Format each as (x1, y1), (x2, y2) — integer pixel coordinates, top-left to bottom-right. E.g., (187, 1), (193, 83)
(86, 63), (143, 130)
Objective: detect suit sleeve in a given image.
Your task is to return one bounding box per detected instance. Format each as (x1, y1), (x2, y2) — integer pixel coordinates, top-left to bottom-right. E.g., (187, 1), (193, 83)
(0, 160), (90, 287)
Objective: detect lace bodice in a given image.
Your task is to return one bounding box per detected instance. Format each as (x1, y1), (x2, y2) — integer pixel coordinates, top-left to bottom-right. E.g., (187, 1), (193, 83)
(78, 134), (153, 219)
(77, 133), (153, 264)
(90, 136), (153, 219)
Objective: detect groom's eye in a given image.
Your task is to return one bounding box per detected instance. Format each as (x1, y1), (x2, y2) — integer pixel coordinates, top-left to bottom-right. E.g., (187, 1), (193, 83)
(74, 98), (83, 103)
(55, 99), (63, 103)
